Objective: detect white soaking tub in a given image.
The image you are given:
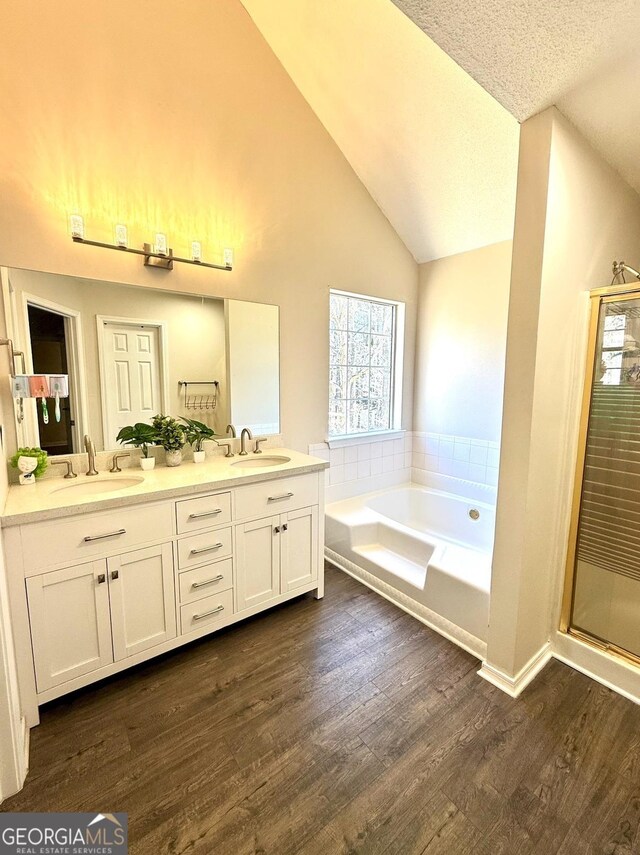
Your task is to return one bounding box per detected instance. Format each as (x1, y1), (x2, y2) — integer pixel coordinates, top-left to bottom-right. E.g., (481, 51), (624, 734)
(325, 485), (494, 657)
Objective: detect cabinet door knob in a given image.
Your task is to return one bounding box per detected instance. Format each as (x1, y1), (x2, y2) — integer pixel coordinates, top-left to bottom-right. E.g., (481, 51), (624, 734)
(274, 526), (280, 533)
(97, 574), (106, 584)
(282, 524), (288, 532)
(111, 570), (119, 580)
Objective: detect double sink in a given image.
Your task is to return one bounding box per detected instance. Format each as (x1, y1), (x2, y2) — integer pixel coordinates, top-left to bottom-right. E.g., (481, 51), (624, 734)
(51, 455), (292, 497)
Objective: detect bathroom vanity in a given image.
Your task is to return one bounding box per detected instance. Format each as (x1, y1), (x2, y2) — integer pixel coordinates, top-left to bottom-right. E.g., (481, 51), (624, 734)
(2, 451), (327, 726)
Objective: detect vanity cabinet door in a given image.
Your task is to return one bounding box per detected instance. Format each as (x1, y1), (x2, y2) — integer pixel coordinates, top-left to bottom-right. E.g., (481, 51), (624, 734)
(108, 543), (176, 660)
(280, 506), (319, 593)
(26, 561), (113, 693)
(235, 515), (281, 611)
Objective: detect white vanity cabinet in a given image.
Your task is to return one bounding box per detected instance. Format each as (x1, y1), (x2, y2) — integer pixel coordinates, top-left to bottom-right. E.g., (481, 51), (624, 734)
(4, 461), (326, 720)
(235, 505), (319, 610)
(26, 542), (176, 693)
(26, 560), (114, 692)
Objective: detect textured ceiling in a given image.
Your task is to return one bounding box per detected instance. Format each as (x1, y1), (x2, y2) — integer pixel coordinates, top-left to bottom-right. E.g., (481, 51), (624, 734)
(393, 0), (640, 193)
(240, 0), (519, 263)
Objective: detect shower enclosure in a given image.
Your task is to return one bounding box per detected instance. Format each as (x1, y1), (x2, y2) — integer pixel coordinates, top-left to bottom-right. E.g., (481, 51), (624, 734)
(563, 284), (640, 662)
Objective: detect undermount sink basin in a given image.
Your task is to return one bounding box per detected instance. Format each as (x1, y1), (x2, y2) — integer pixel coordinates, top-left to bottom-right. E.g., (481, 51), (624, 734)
(52, 476), (144, 496)
(231, 455), (291, 469)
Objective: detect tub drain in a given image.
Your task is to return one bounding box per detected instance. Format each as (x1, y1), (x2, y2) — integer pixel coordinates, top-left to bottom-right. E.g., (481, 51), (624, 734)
(468, 508), (480, 521)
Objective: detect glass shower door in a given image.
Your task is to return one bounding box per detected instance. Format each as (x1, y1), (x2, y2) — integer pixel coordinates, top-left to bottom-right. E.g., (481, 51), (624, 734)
(569, 292), (640, 660)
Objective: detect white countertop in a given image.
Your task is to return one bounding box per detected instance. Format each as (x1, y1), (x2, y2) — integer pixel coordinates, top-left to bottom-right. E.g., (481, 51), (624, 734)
(1, 449), (328, 527)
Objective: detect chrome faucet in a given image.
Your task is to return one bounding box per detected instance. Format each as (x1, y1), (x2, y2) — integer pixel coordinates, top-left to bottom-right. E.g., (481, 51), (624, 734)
(239, 427), (253, 456)
(226, 424), (237, 438)
(84, 434), (99, 476)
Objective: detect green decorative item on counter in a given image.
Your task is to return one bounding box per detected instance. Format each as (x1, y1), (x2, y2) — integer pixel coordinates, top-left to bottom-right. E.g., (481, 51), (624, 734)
(152, 414), (186, 450)
(116, 422), (159, 459)
(153, 414), (186, 466)
(10, 446), (48, 479)
(180, 417), (217, 452)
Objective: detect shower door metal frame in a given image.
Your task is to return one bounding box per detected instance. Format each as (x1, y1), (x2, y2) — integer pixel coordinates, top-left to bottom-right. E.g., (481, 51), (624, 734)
(560, 282), (640, 667)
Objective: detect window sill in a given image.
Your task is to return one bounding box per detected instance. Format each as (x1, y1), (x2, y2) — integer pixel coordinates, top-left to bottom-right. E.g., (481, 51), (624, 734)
(326, 430), (405, 449)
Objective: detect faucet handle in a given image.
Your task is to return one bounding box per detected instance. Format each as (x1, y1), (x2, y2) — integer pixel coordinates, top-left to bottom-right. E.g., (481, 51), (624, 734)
(52, 459), (77, 479)
(254, 437), (268, 454)
(213, 438), (234, 458)
(110, 451), (130, 473)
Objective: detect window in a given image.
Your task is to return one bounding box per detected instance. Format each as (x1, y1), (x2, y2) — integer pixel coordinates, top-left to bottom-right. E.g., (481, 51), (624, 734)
(601, 312), (626, 385)
(329, 290), (404, 438)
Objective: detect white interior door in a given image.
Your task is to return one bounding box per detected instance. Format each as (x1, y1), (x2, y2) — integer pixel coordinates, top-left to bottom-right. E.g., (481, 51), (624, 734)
(101, 321), (163, 446)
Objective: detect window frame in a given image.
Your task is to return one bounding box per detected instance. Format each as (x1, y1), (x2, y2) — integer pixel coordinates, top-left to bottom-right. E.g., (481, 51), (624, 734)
(328, 288), (405, 443)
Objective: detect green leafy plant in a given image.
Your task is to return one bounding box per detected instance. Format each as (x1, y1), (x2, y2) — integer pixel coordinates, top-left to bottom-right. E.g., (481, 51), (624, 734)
(9, 447), (48, 478)
(152, 414), (186, 451)
(180, 417), (217, 452)
(116, 422), (158, 458)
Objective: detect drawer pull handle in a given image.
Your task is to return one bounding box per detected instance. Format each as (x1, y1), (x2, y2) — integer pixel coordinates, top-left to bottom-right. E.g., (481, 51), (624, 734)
(190, 542), (224, 555)
(84, 528), (126, 542)
(267, 492), (294, 502)
(188, 509), (222, 519)
(192, 574), (224, 589)
(193, 604), (225, 621)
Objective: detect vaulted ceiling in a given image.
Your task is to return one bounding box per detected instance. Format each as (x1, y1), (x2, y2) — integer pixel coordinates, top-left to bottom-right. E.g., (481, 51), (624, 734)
(240, 0), (519, 264)
(393, 0), (640, 196)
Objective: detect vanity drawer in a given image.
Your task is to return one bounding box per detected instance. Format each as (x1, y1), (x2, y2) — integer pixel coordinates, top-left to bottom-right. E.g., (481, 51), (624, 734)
(176, 492), (232, 534)
(234, 473), (319, 521)
(178, 558), (233, 604)
(180, 587), (234, 635)
(21, 502), (174, 576)
(177, 526), (232, 570)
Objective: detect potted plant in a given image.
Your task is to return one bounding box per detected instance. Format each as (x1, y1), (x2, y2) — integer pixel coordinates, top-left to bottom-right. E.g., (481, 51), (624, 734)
(10, 447), (48, 485)
(152, 414), (186, 467)
(181, 417), (216, 463)
(116, 423), (158, 470)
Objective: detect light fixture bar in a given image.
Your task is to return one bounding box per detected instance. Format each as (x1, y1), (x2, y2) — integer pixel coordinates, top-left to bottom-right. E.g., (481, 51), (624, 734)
(71, 234), (233, 271)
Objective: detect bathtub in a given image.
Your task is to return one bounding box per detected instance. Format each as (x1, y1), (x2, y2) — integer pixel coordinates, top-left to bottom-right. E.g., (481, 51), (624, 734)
(325, 485), (494, 657)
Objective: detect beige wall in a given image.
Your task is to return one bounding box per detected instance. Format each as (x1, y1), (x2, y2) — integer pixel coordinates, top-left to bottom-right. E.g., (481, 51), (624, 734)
(488, 107), (640, 679)
(7, 269), (229, 449)
(0, 0), (417, 453)
(414, 241), (512, 443)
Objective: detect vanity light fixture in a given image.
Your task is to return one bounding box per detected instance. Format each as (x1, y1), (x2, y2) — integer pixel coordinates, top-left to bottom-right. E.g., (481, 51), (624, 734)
(69, 215), (233, 272)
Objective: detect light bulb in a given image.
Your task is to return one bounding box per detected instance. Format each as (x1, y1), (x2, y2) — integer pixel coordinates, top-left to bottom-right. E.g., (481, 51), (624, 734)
(69, 214), (84, 240)
(155, 233), (168, 256)
(115, 224), (128, 248)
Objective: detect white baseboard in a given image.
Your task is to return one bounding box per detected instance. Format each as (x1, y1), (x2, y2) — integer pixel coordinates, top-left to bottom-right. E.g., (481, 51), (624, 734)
(477, 642), (552, 698)
(552, 631), (640, 706)
(325, 548), (487, 660)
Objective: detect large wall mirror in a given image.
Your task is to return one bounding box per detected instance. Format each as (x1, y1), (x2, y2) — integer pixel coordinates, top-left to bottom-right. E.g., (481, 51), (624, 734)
(0, 268), (280, 457)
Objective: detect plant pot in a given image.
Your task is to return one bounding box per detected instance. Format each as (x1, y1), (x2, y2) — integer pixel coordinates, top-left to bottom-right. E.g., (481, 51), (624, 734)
(140, 456), (156, 471)
(193, 450), (206, 464)
(165, 449), (183, 467)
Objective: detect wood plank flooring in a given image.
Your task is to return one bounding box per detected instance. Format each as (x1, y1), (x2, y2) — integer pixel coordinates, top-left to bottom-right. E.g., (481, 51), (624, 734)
(4, 565), (640, 854)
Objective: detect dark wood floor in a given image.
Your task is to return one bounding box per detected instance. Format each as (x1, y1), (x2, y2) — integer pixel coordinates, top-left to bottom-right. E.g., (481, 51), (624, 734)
(3, 565), (640, 854)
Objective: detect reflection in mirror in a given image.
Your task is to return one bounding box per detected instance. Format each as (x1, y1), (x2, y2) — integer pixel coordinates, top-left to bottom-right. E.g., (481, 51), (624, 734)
(1, 268), (280, 457)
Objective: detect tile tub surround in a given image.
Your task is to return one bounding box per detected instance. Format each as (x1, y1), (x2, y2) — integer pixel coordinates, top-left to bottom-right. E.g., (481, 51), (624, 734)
(309, 434), (413, 502)
(1, 447), (327, 527)
(412, 432), (500, 489)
